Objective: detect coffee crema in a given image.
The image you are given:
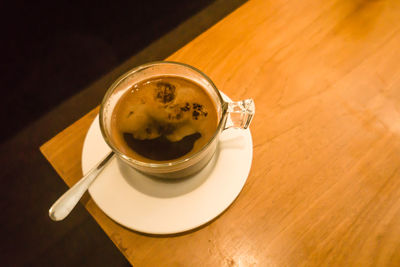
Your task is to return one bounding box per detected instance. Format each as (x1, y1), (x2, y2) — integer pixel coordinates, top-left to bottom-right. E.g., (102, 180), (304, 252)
(110, 76), (218, 163)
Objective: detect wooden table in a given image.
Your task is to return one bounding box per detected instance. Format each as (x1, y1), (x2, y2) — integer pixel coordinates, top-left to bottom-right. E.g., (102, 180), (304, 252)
(41, 0), (400, 265)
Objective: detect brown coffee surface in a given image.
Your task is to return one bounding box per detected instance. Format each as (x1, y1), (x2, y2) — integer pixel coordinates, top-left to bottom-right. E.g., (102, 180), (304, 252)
(111, 76), (218, 162)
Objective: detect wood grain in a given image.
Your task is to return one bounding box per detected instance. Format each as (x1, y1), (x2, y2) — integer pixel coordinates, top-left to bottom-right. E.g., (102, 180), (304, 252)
(41, 0), (400, 266)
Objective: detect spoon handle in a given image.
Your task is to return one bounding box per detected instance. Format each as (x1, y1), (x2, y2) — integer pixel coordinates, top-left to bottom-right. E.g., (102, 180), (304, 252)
(49, 152), (115, 221)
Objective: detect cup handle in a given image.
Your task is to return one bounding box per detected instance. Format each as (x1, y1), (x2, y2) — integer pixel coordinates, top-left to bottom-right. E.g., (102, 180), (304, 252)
(223, 99), (255, 130)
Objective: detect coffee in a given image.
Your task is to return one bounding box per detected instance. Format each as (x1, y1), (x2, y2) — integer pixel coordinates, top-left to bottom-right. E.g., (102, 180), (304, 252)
(110, 76), (218, 162)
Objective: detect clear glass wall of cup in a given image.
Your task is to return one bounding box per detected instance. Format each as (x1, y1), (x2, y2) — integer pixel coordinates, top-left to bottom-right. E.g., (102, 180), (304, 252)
(100, 61), (255, 178)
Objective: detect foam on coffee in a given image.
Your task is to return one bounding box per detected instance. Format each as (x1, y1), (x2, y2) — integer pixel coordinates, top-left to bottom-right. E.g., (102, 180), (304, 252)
(110, 76), (218, 162)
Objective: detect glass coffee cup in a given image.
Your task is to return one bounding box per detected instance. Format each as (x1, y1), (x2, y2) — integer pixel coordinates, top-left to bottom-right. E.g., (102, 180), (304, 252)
(99, 61), (254, 179)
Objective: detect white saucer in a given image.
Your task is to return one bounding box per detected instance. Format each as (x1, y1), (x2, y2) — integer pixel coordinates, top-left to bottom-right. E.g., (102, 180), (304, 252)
(82, 103), (253, 235)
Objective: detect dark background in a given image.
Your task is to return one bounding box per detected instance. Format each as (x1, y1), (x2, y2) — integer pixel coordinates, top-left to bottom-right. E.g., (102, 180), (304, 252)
(0, 0), (246, 266)
(0, 0), (214, 143)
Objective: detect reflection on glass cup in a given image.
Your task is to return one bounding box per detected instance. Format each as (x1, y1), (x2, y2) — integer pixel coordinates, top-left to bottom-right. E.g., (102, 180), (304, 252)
(100, 61), (254, 178)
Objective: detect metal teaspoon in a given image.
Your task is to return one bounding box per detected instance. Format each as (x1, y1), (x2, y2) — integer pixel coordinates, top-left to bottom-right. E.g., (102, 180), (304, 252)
(49, 152), (115, 221)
